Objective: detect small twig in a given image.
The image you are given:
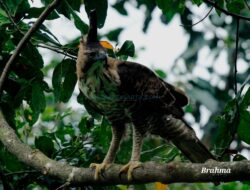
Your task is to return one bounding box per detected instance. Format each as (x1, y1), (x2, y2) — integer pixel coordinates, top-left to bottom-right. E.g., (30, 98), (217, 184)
(141, 144), (170, 155)
(234, 18), (240, 96)
(55, 181), (70, 190)
(234, 18), (240, 126)
(203, 0), (250, 21)
(0, 0), (62, 96)
(37, 44), (77, 60)
(230, 18), (241, 148)
(5, 170), (38, 176)
(180, 6), (214, 27)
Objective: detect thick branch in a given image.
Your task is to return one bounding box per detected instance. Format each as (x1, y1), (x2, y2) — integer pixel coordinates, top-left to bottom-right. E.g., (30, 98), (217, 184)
(0, 0), (62, 95)
(203, 0), (250, 21)
(0, 110), (250, 186)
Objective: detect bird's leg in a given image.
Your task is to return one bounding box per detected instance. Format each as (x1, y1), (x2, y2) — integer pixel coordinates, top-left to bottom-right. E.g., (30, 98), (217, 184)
(90, 125), (125, 180)
(120, 126), (143, 180)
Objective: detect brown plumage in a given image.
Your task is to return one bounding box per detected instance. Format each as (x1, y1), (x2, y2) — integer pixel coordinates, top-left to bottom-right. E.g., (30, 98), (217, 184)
(77, 10), (215, 180)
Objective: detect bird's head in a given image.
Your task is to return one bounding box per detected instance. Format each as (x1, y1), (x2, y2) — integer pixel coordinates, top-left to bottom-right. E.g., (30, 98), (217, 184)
(76, 9), (114, 78)
(84, 40), (113, 62)
(85, 42), (107, 62)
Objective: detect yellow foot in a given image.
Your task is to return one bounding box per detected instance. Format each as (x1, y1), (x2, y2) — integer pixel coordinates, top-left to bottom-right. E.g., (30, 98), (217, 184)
(90, 162), (111, 180)
(119, 161), (142, 181)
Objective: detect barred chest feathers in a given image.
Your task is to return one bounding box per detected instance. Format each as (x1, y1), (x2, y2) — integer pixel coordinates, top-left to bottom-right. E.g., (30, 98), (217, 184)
(76, 39), (121, 98)
(77, 60), (127, 121)
(77, 60), (121, 106)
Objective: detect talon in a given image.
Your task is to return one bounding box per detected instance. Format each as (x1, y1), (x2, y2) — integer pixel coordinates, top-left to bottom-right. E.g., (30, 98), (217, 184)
(90, 162), (111, 180)
(119, 161), (142, 181)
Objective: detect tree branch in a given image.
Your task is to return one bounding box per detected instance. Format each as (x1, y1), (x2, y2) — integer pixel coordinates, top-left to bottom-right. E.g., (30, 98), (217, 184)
(203, 0), (250, 21)
(180, 6), (214, 27)
(0, 0), (62, 95)
(0, 110), (250, 186)
(37, 44), (77, 60)
(234, 18), (240, 96)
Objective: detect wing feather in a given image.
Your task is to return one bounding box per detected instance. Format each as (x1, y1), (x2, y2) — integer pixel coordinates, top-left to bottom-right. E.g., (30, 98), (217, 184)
(116, 61), (187, 118)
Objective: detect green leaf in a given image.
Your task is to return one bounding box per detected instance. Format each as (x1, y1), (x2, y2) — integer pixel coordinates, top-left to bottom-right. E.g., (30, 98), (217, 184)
(65, 0), (82, 12)
(78, 117), (89, 134)
(16, 0), (30, 14)
(32, 32), (60, 46)
(155, 69), (167, 79)
(0, 9), (11, 26)
(33, 30), (61, 46)
(65, 1), (89, 34)
(13, 80), (30, 107)
(21, 81), (46, 126)
(25, 7), (59, 20)
(41, 0), (51, 5)
(31, 81), (46, 114)
(4, 0), (18, 16)
(156, 0), (168, 11)
(52, 59), (77, 103)
(233, 154), (247, 161)
(84, 0), (108, 28)
(116, 40), (135, 57)
(237, 111), (250, 144)
(52, 0), (82, 19)
(3, 39), (15, 52)
(240, 87), (250, 110)
(191, 0), (203, 6)
(156, 0), (185, 22)
(215, 0), (225, 16)
(133, 184), (147, 190)
(21, 43), (44, 68)
(163, 147), (179, 162)
(13, 57), (44, 80)
(38, 24), (61, 45)
(226, 0), (245, 14)
(112, 0), (128, 16)
(214, 115), (232, 155)
(156, 0), (173, 20)
(5, 0), (30, 16)
(106, 28), (123, 42)
(0, 149), (25, 172)
(35, 136), (55, 157)
(71, 11), (89, 34)
(56, 123), (75, 142)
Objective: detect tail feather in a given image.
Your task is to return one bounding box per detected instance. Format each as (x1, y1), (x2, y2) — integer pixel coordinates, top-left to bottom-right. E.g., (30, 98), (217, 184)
(161, 116), (216, 163)
(172, 137), (216, 163)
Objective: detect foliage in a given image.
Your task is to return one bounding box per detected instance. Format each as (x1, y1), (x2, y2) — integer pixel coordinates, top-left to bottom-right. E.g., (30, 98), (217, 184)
(0, 0), (250, 189)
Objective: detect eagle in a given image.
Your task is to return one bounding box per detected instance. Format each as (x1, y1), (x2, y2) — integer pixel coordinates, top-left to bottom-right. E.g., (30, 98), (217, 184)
(76, 10), (215, 180)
